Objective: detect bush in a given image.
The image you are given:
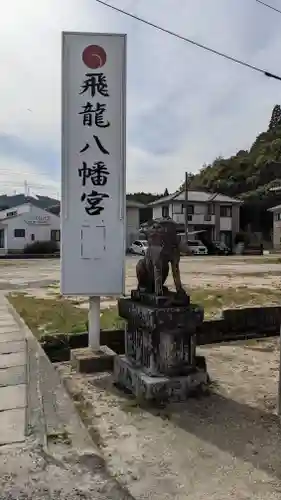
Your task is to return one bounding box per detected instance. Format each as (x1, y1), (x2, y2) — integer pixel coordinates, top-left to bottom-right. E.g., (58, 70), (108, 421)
(23, 240), (59, 255)
(234, 232), (250, 246)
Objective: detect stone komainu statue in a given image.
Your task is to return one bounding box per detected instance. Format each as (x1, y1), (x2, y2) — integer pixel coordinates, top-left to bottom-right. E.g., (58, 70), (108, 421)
(136, 218), (187, 297)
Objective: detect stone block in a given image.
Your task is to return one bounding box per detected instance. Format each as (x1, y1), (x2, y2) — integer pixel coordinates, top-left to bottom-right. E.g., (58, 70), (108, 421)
(125, 326), (197, 376)
(71, 345), (116, 373)
(118, 297), (203, 332)
(0, 408), (25, 445)
(222, 306), (281, 333)
(0, 365), (26, 387)
(0, 351), (26, 369)
(0, 331), (24, 343)
(114, 355), (208, 402)
(120, 299), (203, 377)
(130, 289), (190, 307)
(0, 384), (26, 411)
(0, 341), (25, 354)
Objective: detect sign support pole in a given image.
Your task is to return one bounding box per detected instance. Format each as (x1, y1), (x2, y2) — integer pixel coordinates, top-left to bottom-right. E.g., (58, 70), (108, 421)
(184, 171), (189, 244)
(88, 296), (101, 350)
(278, 325), (281, 416)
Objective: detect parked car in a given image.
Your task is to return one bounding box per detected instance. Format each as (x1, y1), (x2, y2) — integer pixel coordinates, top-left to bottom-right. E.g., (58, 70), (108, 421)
(130, 239), (148, 256)
(187, 240), (208, 256)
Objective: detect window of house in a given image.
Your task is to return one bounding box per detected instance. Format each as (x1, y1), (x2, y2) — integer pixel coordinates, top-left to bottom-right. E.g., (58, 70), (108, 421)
(31, 234), (35, 241)
(6, 210), (17, 218)
(162, 206), (169, 217)
(50, 229), (60, 242)
(14, 229), (25, 238)
(220, 205), (232, 217)
(173, 204), (183, 214)
(207, 204), (214, 215)
(275, 213), (281, 221)
(180, 204), (194, 214)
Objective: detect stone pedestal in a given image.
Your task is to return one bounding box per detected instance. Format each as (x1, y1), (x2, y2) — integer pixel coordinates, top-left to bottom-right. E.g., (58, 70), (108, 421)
(71, 345), (115, 373)
(114, 291), (208, 402)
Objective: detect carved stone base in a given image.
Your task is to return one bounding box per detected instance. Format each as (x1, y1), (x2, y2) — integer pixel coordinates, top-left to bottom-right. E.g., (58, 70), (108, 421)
(131, 289), (190, 307)
(118, 297), (204, 377)
(114, 355), (208, 402)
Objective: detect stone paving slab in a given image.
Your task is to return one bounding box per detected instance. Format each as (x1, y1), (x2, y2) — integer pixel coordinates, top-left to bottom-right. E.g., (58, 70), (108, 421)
(0, 320), (18, 326)
(0, 351), (26, 369)
(0, 326), (21, 334)
(0, 408), (25, 445)
(0, 366), (26, 387)
(0, 331), (24, 343)
(0, 341), (25, 354)
(0, 384), (26, 411)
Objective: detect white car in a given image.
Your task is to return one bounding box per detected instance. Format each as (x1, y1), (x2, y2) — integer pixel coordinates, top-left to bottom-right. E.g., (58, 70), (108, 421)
(188, 240), (208, 255)
(130, 239), (148, 256)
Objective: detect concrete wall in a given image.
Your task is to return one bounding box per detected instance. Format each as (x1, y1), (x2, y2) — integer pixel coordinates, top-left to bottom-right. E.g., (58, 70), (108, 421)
(232, 204), (240, 235)
(126, 206), (140, 247)
(273, 214), (281, 249)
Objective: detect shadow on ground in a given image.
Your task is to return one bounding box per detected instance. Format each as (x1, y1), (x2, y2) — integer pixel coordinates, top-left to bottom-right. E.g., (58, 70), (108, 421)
(91, 374), (281, 481)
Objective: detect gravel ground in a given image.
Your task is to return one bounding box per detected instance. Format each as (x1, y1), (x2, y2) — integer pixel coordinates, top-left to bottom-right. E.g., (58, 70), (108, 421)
(58, 337), (281, 500)
(0, 441), (134, 500)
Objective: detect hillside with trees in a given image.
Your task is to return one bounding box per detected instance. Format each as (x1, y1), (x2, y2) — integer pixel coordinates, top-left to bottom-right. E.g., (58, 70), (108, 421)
(185, 105), (281, 234)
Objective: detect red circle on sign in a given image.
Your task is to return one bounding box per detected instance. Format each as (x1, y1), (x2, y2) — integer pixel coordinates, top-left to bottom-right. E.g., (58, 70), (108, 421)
(82, 45), (107, 69)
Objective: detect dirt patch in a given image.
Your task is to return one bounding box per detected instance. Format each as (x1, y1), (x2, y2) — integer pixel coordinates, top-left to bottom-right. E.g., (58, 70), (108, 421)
(57, 338), (281, 499)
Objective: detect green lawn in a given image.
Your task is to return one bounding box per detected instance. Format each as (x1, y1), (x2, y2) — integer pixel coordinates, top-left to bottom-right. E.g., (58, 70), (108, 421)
(8, 285), (281, 337)
(8, 293), (124, 338)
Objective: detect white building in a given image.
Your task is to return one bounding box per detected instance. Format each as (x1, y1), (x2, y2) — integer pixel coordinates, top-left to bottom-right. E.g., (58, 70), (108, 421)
(150, 189), (242, 247)
(268, 204), (281, 249)
(126, 200), (147, 247)
(0, 199), (146, 254)
(0, 203), (60, 254)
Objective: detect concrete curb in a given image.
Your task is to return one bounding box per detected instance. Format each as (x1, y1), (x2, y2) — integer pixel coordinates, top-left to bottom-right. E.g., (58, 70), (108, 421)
(6, 296), (137, 499)
(6, 297), (102, 458)
(5, 296), (46, 447)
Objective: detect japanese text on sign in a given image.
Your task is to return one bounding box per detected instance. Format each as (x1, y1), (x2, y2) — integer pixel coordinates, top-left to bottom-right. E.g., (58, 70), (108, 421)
(78, 52), (111, 216)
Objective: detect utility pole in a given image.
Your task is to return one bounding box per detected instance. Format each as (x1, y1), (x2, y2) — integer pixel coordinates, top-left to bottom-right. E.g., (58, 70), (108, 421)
(184, 171), (189, 243)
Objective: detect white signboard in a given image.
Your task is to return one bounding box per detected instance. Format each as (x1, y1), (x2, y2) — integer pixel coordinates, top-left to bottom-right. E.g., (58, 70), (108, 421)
(61, 32), (126, 296)
(25, 215), (50, 225)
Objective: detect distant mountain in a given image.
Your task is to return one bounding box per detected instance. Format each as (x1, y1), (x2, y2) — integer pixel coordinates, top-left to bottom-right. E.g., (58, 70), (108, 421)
(0, 194), (59, 212)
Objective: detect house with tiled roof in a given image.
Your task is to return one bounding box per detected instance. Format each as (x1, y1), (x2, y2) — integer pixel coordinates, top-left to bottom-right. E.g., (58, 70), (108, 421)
(149, 189), (242, 246)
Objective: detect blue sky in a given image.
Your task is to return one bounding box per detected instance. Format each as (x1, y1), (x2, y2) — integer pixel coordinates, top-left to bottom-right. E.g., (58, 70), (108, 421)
(1, 0), (281, 197)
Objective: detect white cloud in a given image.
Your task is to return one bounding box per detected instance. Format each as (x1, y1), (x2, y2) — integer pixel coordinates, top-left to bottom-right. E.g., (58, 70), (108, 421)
(0, 0), (281, 195)
(0, 157), (59, 198)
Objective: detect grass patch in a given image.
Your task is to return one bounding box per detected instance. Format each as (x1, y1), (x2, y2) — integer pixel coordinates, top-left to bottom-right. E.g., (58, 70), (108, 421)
(190, 287), (281, 319)
(8, 292), (124, 338)
(240, 257), (281, 265)
(8, 286), (281, 335)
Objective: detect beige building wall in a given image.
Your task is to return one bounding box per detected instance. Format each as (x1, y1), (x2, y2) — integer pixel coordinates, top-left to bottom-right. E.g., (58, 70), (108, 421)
(273, 219), (281, 249)
(232, 204), (240, 235)
(126, 207), (140, 247)
(214, 204), (221, 240)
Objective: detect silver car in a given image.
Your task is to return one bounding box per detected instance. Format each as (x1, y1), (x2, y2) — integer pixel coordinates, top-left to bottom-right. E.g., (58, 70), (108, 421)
(130, 240), (148, 256)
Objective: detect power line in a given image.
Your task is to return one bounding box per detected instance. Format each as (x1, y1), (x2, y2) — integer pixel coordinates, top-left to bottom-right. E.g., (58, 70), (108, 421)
(256, 0), (281, 15)
(96, 0), (281, 81)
